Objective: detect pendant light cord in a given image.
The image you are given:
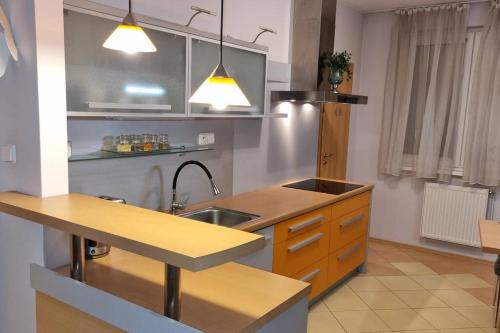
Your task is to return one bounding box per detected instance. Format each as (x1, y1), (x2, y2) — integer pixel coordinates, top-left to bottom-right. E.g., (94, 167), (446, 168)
(219, 0), (224, 65)
(129, 0), (132, 14)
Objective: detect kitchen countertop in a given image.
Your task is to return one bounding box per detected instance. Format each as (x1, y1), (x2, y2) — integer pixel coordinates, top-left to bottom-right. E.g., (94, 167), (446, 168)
(0, 192), (264, 271)
(56, 248), (310, 333)
(186, 177), (374, 232)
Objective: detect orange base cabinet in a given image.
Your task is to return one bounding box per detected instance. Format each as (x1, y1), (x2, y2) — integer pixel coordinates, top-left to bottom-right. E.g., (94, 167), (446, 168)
(328, 236), (367, 285)
(292, 257), (329, 300)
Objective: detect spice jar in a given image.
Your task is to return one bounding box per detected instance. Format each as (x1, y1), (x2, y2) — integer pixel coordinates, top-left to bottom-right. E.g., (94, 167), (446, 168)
(102, 136), (114, 151)
(159, 134), (170, 150)
(151, 134), (159, 151)
(131, 135), (142, 152)
(142, 134), (153, 152)
(116, 135), (132, 153)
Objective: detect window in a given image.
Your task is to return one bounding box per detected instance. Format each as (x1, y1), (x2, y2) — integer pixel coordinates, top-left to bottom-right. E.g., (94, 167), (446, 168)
(400, 29), (483, 177)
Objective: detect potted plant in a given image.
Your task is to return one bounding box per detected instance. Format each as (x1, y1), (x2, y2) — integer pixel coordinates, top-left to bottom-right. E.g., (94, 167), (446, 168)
(319, 51), (353, 93)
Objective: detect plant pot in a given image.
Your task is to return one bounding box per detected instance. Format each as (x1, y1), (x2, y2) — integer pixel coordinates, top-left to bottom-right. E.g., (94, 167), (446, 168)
(328, 69), (343, 93)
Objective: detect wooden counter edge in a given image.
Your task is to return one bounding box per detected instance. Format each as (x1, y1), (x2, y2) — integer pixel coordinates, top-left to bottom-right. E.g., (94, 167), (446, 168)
(479, 219), (500, 255)
(0, 193), (265, 272)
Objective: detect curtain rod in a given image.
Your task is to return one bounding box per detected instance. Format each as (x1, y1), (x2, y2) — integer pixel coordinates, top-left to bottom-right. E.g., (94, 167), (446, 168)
(365, 0), (491, 14)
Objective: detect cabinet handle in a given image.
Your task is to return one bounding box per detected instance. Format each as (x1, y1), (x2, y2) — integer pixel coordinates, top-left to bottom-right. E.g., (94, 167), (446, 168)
(288, 216), (324, 233)
(288, 233), (324, 253)
(337, 243), (361, 261)
(300, 268), (321, 282)
(340, 214), (364, 229)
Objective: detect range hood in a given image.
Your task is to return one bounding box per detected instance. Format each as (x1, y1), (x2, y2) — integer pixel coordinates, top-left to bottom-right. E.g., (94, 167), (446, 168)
(271, 0), (368, 105)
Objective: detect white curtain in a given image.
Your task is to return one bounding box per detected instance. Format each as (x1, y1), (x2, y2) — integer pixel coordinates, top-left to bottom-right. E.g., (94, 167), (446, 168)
(379, 4), (468, 180)
(463, 1), (500, 186)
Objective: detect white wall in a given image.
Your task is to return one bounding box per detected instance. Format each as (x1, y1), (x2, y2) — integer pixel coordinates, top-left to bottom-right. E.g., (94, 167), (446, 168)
(348, 3), (499, 260)
(0, 0), (68, 331)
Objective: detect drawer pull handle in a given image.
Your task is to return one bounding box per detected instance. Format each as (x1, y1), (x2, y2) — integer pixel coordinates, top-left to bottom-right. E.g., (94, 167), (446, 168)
(288, 233), (324, 253)
(300, 268), (321, 282)
(340, 214), (364, 229)
(338, 244), (361, 261)
(288, 216), (324, 233)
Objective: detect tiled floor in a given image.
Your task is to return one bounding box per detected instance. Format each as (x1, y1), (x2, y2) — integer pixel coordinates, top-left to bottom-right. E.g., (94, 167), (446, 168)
(308, 239), (498, 333)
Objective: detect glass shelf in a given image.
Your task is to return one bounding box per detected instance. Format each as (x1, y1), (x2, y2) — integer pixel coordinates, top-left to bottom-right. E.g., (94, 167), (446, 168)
(69, 146), (213, 162)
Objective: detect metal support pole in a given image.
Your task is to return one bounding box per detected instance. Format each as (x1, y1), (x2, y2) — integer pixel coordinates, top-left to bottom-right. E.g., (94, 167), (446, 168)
(70, 235), (86, 282)
(164, 264), (181, 320)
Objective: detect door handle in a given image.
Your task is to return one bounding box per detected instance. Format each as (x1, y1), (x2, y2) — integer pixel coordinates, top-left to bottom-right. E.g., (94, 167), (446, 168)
(288, 216), (324, 233)
(340, 214), (364, 229)
(337, 243), (361, 261)
(300, 268), (321, 282)
(322, 153), (334, 165)
(287, 233), (324, 253)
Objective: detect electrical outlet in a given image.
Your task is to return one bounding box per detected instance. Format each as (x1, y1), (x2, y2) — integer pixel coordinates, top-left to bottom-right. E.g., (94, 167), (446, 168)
(197, 133), (215, 145)
(0, 144), (16, 163)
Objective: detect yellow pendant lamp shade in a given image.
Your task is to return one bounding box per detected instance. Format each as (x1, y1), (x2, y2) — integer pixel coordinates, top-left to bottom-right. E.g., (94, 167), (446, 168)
(189, 0), (250, 110)
(102, 1), (156, 54)
(189, 64), (250, 110)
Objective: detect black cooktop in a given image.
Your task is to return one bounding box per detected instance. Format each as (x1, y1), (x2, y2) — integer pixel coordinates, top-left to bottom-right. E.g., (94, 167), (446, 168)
(283, 179), (363, 195)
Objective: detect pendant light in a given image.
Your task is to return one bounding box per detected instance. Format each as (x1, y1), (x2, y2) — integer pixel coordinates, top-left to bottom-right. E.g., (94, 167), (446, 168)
(189, 0), (250, 110)
(103, 0), (157, 54)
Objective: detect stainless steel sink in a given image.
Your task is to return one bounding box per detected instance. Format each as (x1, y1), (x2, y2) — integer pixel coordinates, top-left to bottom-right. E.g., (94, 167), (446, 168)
(179, 206), (259, 227)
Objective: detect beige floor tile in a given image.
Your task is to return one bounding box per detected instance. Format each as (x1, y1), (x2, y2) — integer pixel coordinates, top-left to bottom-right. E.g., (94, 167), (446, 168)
(375, 308), (435, 331)
(356, 291), (409, 310)
(480, 328), (499, 333)
(308, 311), (346, 333)
(454, 307), (495, 328)
(392, 262), (438, 275)
(465, 288), (495, 305)
(394, 290), (448, 308)
(394, 331), (439, 333)
(415, 308), (475, 329)
(444, 274), (492, 289)
(348, 276), (388, 292)
(324, 287), (369, 311)
(332, 310), (390, 333)
(440, 329), (487, 333)
(377, 276), (425, 291)
(310, 301), (330, 313)
(432, 289), (486, 307)
(411, 275), (461, 290)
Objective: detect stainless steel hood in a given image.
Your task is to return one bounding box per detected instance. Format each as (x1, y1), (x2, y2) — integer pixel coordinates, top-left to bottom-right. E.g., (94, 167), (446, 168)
(272, 0), (368, 105)
(271, 91), (368, 105)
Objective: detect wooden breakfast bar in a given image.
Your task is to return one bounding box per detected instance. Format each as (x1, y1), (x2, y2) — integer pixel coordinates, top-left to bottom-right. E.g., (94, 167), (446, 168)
(0, 192), (310, 332)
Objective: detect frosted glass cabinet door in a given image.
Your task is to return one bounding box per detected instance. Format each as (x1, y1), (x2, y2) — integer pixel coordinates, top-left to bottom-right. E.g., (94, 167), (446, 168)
(190, 38), (266, 116)
(64, 10), (187, 115)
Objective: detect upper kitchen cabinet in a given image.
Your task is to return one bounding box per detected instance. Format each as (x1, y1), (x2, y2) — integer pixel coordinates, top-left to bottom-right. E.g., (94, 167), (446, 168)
(64, 10), (187, 118)
(190, 37), (267, 117)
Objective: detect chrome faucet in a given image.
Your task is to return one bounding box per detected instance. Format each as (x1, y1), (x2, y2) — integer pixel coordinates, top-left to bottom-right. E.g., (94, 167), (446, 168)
(170, 160), (221, 215)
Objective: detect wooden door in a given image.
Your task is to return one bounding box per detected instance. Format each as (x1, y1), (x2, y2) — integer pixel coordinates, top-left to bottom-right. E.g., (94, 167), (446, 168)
(317, 66), (353, 180)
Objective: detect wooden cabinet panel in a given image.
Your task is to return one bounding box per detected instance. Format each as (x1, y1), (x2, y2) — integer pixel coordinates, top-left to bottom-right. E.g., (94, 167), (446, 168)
(292, 257), (329, 301)
(332, 192), (371, 219)
(317, 66), (353, 180)
(328, 236), (367, 286)
(273, 223), (330, 277)
(275, 207), (331, 244)
(330, 207), (370, 253)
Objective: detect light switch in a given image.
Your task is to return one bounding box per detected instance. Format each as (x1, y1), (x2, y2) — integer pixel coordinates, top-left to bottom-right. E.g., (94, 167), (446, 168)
(197, 133), (215, 145)
(0, 144), (16, 163)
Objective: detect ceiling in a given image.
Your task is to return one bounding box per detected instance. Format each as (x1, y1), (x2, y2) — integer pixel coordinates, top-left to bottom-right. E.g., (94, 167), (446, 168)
(339, 0), (470, 12)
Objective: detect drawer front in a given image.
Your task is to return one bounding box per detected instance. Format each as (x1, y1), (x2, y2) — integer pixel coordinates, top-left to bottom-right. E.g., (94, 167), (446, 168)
(292, 257), (329, 300)
(330, 207), (369, 252)
(328, 237), (366, 285)
(332, 191), (371, 219)
(275, 206), (332, 243)
(273, 223), (330, 277)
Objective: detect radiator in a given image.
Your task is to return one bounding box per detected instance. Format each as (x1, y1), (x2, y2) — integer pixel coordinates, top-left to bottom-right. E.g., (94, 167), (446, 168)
(420, 183), (489, 247)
